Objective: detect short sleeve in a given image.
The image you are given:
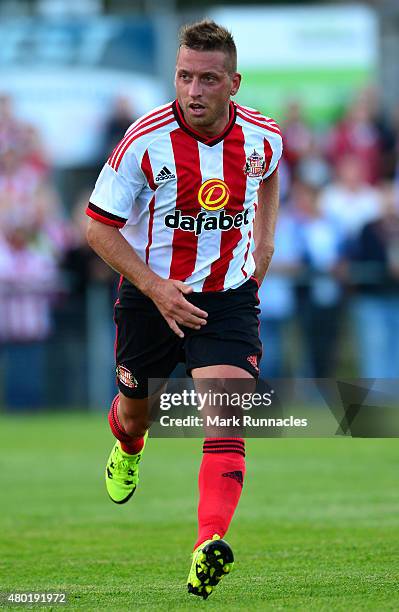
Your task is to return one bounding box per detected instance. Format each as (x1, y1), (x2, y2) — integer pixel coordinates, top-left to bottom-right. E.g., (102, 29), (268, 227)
(86, 147), (145, 228)
(261, 124), (283, 182)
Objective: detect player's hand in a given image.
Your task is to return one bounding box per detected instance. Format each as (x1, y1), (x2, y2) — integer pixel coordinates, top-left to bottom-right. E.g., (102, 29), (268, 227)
(147, 278), (208, 338)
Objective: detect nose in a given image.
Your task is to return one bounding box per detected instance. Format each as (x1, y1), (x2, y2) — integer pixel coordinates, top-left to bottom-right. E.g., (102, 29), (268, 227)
(188, 77), (202, 98)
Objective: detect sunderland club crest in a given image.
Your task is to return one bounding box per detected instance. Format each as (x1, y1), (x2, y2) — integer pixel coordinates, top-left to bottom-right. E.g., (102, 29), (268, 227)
(116, 365), (138, 389)
(243, 149), (266, 178)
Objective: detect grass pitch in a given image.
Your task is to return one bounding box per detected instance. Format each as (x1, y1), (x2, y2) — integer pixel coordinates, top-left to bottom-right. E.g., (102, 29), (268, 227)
(0, 413), (398, 611)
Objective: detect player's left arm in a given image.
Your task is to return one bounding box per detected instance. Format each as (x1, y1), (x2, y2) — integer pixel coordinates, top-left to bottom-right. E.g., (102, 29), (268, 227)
(252, 168), (280, 286)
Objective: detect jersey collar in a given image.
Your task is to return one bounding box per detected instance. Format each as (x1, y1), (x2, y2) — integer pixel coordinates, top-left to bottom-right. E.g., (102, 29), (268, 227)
(172, 100), (236, 146)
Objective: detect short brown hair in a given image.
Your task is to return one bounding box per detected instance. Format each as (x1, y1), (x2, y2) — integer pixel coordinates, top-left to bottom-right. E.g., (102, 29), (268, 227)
(178, 20), (237, 74)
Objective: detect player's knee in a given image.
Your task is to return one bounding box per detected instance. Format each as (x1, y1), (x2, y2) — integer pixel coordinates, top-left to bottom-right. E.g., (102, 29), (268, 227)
(118, 393), (150, 438)
(122, 418), (148, 439)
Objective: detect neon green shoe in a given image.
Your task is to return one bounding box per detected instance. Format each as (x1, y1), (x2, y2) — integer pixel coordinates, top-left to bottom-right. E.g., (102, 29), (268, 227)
(187, 534), (234, 599)
(105, 432), (148, 504)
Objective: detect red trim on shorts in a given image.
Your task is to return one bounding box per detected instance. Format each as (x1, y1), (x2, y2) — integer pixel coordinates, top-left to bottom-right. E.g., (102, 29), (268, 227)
(251, 276), (262, 362)
(250, 274), (260, 290)
(113, 315), (119, 376)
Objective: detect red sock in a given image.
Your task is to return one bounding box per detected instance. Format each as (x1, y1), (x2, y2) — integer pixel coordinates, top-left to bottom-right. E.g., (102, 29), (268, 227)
(194, 438), (246, 550)
(108, 394), (145, 455)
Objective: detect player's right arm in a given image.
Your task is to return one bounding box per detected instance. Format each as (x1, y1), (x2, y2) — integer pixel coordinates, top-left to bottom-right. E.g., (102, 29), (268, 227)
(86, 137), (207, 338)
(86, 219), (207, 338)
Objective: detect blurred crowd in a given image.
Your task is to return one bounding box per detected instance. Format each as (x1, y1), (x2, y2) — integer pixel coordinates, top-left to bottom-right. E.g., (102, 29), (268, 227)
(0, 93), (120, 407)
(0, 94), (67, 407)
(0, 88), (399, 408)
(259, 89), (399, 380)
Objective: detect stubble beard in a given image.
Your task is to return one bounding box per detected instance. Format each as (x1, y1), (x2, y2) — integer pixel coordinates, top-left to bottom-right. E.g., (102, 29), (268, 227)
(186, 103), (228, 131)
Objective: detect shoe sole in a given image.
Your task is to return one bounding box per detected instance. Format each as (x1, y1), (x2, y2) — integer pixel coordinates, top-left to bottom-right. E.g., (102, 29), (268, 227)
(106, 476), (136, 505)
(187, 539), (234, 599)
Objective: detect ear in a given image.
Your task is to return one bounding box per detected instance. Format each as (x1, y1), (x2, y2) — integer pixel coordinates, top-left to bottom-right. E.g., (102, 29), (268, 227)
(230, 73), (242, 97)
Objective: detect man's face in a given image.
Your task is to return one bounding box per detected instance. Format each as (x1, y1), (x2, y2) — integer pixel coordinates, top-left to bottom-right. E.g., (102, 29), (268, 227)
(175, 46), (241, 136)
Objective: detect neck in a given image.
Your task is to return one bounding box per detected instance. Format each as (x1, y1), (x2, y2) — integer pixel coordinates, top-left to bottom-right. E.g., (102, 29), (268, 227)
(179, 101), (232, 139)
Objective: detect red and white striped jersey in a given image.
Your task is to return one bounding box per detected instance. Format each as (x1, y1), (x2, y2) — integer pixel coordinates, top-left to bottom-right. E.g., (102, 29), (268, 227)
(87, 100), (282, 292)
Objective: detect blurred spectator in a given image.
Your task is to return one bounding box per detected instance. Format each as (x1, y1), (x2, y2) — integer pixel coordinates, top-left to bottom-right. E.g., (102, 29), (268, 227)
(0, 143), (43, 232)
(101, 95), (138, 159)
(0, 94), (24, 152)
(0, 226), (58, 408)
(63, 190), (117, 299)
(0, 142), (69, 257)
(393, 102), (399, 185)
(56, 190), (117, 405)
(258, 206), (301, 378)
(293, 182), (344, 377)
(0, 95), (72, 409)
(358, 86), (398, 181)
(319, 154), (380, 240)
(296, 135), (331, 190)
(276, 158), (291, 204)
(282, 100), (313, 174)
(348, 182), (399, 378)
(327, 96), (382, 185)
(21, 124), (50, 178)
(0, 94), (50, 176)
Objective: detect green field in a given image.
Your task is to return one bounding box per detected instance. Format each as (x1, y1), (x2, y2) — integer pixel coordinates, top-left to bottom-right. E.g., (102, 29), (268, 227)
(1, 413), (398, 611)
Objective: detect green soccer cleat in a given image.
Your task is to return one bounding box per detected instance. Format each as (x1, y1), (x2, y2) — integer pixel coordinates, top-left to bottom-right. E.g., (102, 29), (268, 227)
(105, 432), (148, 504)
(187, 534), (234, 600)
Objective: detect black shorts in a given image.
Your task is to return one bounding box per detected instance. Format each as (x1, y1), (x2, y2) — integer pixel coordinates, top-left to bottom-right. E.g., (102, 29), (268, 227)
(114, 277), (262, 399)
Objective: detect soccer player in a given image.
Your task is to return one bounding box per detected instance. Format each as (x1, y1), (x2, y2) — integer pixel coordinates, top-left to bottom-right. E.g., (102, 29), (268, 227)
(86, 20), (282, 599)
